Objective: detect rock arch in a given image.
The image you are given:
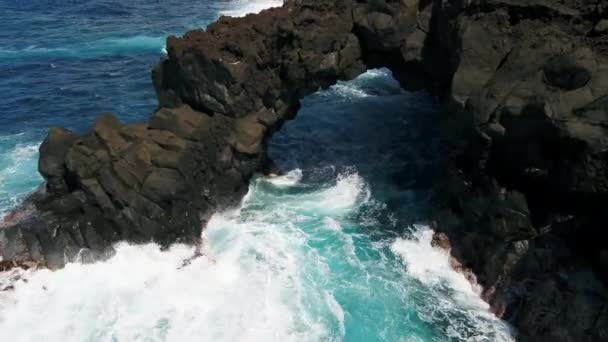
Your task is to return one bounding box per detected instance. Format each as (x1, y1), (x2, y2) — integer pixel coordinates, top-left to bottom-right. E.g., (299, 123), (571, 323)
(2, 0), (440, 269)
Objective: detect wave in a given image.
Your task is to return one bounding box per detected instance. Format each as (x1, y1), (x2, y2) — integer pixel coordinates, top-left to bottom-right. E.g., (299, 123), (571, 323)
(0, 194), (334, 341)
(391, 228), (483, 302)
(262, 168), (303, 187)
(0, 169), (366, 341)
(220, 0), (284, 17)
(0, 169), (515, 341)
(0, 36), (167, 61)
(0, 137), (42, 220)
(1, 241), (326, 342)
(322, 217), (342, 231)
(323, 291), (345, 337)
(316, 171), (371, 212)
(325, 69), (405, 101)
(248, 169), (371, 216)
(391, 227), (515, 341)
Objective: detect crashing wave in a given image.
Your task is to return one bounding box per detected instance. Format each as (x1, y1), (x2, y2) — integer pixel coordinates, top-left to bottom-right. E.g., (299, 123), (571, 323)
(220, 0), (284, 17)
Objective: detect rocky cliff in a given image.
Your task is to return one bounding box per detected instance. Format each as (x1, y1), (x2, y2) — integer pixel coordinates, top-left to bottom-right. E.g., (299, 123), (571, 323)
(1, 0), (608, 340)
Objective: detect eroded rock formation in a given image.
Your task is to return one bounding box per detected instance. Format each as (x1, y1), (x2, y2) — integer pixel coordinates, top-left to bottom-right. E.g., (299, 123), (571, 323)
(1, 0), (608, 340)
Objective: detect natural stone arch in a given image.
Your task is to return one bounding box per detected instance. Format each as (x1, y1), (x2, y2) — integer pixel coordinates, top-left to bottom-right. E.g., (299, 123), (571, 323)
(1, 0), (438, 269)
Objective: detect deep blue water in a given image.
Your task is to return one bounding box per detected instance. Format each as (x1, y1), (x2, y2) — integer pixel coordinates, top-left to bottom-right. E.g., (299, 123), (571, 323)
(0, 1), (514, 341)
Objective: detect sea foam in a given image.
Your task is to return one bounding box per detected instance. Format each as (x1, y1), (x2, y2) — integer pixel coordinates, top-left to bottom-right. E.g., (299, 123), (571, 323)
(263, 168), (303, 187)
(391, 227), (515, 341)
(0, 136), (42, 220)
(220, 0), (284, 17)
(0, 215), (329, 342)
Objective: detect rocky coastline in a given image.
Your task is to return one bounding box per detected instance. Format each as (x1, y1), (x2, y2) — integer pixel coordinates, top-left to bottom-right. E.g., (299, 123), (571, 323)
(1, 0), (607, 340)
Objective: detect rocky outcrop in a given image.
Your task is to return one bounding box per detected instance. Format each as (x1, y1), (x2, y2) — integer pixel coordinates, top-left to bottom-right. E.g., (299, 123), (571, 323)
(1, 0), (371, 270)
(428, 1), (608, 340)
(2, 0), (608, 340)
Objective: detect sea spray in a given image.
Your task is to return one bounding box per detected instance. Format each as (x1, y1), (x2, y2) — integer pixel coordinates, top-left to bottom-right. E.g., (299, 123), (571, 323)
(263, 169), (304, 187)
(0, 134), (42, 220)
(220, 0), (284, 17)
(0, 170), (513, 341)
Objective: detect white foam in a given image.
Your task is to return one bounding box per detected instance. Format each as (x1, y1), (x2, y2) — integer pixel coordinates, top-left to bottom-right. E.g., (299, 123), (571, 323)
(0, 141), (42, 220)
(391, 228), (476, 297)
(358, 68), (392, 80)
(331, 84), (370, 99)
(11, 143), (39, 162)
(323, 217), (342, 231)
(391, 227), (515, 341)
(315, 172), (371, 213)
(264, 169), (303, 187)
(220, 0), (283, 17)
(0, 132), (25, 141)
(326, 69), (395, 100)
(0, 223), (328, 342)
(255, 170), (370, 216)
(0, 142), (40, 184)
(0, 169), (365, 342)
(323, 291), (345, 337)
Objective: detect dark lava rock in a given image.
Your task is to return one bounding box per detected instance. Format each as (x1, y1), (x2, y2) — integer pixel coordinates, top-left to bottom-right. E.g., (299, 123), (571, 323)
(3, 0), (608, 340)
(543, 52), (592, 90)
(38, 127), (78, 194)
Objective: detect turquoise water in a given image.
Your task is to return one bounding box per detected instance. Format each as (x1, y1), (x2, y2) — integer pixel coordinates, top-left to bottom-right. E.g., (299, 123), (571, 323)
(0, 132), (41, 218)
(0, 1), (514, 341)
